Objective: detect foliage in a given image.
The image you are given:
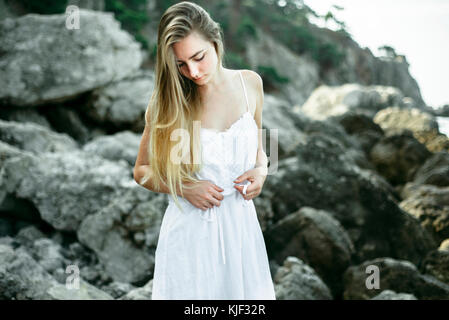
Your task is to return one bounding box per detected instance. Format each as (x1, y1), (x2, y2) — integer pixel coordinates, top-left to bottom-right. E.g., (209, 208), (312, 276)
(104, 0), (149, 49)
(15, 0), (68, 14)
(223, 52), (251, 70)
(257, 65), (290, 88)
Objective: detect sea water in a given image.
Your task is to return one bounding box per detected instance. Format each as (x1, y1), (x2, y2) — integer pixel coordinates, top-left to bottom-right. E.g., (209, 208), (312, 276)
(437, 116), (449, 137)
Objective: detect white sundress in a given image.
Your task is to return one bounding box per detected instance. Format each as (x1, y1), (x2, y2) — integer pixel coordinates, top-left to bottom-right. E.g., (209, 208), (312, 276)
(151, 70), (276, 300)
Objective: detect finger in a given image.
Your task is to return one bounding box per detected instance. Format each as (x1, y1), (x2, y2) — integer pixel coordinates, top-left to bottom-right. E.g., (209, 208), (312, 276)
(234, 185), (242, 194)
(213, 184), (224, 192)
(234, 175), (247, 183)
(209, 196), (221, 207)
(212, 190), (224, 201)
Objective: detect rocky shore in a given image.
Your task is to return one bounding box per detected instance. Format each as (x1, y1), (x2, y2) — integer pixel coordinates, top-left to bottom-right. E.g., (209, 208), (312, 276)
(1, 9), (448, 300)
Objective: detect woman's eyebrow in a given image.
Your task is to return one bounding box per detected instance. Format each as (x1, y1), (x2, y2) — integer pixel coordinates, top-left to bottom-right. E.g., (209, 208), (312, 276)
(176, 49), (205, 63)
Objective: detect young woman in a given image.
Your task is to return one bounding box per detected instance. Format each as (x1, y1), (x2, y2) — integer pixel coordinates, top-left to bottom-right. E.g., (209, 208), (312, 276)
(133, 1), (275, 300)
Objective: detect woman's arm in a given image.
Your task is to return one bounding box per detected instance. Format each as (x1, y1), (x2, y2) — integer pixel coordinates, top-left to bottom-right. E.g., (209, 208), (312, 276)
(252, 71), (268, 180)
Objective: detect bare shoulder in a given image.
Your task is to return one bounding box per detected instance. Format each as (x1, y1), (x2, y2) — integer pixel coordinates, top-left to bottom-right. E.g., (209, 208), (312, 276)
(240, 69), (263, 116)
(240, 69), (263, 93)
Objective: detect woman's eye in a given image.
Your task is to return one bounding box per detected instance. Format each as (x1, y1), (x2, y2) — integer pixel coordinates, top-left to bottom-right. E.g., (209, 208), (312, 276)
(195, 54), (205, 61)
(177, 54), (204, 68)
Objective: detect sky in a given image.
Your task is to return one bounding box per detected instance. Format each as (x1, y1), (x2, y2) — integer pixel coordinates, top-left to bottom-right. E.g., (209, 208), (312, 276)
(302, 0), (449, 109)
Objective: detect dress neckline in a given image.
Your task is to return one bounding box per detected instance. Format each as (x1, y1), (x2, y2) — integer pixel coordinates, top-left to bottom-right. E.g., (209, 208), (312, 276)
(201, 110), (254, 135)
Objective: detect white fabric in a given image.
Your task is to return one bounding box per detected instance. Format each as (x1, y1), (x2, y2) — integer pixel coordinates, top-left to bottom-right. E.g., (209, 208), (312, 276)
(151, 70), (276, 300)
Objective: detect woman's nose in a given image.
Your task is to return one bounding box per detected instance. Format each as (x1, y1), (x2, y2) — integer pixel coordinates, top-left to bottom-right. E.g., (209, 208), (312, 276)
(187, 64), (199, 78)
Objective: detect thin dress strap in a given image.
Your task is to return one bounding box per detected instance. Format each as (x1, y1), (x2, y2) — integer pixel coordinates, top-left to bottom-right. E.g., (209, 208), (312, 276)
(239, 70), (250, 113)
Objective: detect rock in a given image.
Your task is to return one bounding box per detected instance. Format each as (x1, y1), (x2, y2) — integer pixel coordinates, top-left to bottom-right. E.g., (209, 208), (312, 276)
(265, 207), (354, 298)
(299, 84), (408, 121)
(434, 104), (449, 117)
(307, 23), (424, 107)
(77, 185), (166, 283)
(343, 257), (449, 300)
(0, 9), (142, 106)
(14, 225), (47, 248)
(370, 289), (417, 300)
(0, 119), (79, 154)
(82, 131), (141, 166)
(374, 106), (438, 137)
(373, 106), (447, 152)
(245, 27), (320, 106)
(261, 94), (307, 158)
(1, 148), (133, 231)
(413, 152), (449, 187)
(332, 111), (384, 156)
(118, 279), (153, 300)
(263, 133), (437, 265)
(101, 281), (136, 299)
(83, 70), (154, 130)
(369, 131), (431, 185)
(420, 249), (449, 286)
(274, 256), (333, 300)
(31, 238), (66, 274)
(47, 278), (114, 300)
(440, 239), (449, 251)
(39, 105), (92, 144)
(399, 183), (449, 244)
(0, 243), (58, 299)
(0, 106), (51, 128)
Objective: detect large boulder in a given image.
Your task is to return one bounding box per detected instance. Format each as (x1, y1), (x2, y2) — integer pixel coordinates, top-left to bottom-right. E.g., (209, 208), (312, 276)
(343, 257), (449, 300)
(0, 9), (142, 106)
(274, 256), (333, 300)
(299, 84), (411, 121)
(265, 207), (354, 298)
(263, 133), (437, 265)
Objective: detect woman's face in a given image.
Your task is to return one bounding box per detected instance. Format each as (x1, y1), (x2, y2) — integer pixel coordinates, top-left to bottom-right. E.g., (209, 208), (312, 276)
(172, 31), (218, 85)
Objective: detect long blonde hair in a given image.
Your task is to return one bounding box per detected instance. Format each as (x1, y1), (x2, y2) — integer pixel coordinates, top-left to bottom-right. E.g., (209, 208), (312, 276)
(139, 1), (225, 211)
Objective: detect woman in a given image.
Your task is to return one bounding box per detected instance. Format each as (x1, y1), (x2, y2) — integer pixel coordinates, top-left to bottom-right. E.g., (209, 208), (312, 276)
(133, 1), (275, 300)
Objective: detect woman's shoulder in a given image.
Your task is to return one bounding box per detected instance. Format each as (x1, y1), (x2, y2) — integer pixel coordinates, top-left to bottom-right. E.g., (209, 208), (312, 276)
(237, 69), (263, 94)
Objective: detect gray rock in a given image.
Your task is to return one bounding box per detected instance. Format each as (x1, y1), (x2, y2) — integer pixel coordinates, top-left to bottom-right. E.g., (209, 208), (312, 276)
(274, 256), (333, 300)
(84, 70), (154, 129)
(0, 243), (58, 299)
(0, 107), (51, 128)
(265, 207), (354, 297)
(245, 28), (320, 107)
(262, 94), (307, 158)
(370, 289), (417, 300)
(1, 149), (133, 231)
(420, 249), (449, 286)
(0, 9), (142, 106)
(77, 185), (166, 283)
(369, 131), (431, 185)
(263, 133), (436, 265)
(14, 225), (47, 248)
(101, 281), (136, 299)
(0, 119), (78, 154)
(31, 238), (66, 274)
(47, 278), (114, 300)
(332, 111), (384, 156)
(413, 152), (449, 187)
(118, 279), (153, 300)
(82, 131), (141, 166)
(343, 257), (449, 300)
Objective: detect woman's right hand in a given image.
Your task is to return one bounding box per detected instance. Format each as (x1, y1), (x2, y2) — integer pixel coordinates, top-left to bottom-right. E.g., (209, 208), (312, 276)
(183, 180), (224, 211)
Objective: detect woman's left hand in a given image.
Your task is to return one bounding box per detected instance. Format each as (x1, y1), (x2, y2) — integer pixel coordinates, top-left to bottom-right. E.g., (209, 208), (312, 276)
(233, 166), (267, 201)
